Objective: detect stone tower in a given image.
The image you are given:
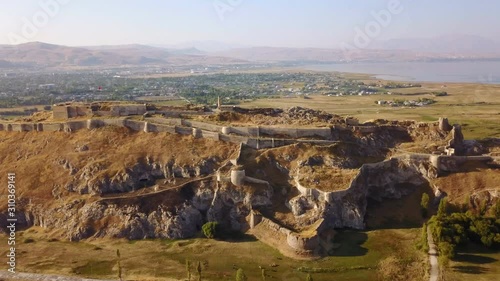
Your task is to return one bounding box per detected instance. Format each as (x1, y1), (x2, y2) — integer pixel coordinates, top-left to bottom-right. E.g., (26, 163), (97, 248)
(438, 117), (452, 131)
(230, 166), (246, 186)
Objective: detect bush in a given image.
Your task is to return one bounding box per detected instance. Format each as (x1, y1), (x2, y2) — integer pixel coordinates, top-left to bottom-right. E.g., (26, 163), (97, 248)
(416, 223), (429, 253)
(421, 193), (430, 218)
(438, 241), (455, 259)
(428, 211), (500, 254)
(432, 91), (448, 97)
(236, 268), (247, 281)
(437, 198), (448, 217)
(202, 222), (220, 239)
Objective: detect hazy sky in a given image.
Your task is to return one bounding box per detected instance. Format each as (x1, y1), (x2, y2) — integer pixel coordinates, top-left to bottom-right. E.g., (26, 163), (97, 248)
(1, 0), (499, 47)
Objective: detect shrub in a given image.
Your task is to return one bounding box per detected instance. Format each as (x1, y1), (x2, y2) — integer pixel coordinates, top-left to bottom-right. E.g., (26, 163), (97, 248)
(421, 193), (430, 218)
(438, 241), (455, 260)
(236, 268), (247, 281)
(416, 223), (429, 252)
(437, 198), (448, 217)
(202, 222), (220, 239)
(428, 211), (500, 258)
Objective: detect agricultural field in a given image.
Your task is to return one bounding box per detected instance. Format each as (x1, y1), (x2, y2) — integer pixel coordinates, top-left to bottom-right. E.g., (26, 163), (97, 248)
(243, 74), (500, 140)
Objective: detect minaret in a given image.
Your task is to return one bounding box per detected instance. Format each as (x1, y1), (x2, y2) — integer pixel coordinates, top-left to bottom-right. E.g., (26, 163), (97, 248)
(217, 96), (221, 109)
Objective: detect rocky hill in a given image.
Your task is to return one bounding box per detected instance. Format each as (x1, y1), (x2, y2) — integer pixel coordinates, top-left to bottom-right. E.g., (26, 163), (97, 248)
(0, 112), (498, 257)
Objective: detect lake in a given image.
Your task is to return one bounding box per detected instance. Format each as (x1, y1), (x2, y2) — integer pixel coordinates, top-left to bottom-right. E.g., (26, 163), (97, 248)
(304, 61), (500, 84)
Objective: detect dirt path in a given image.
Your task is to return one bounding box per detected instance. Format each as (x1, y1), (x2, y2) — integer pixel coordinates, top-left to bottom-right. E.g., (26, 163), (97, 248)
(0, 271), (116, 281)
(427, 225), (439, 281)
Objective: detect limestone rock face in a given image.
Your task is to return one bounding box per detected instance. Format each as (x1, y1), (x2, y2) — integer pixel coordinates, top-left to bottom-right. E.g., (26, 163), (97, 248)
(295, 157), (432, 230)
(20, 175), (275, 241)
(207, 182), (273, 230)
(287, 196), (316, 216)
(70, 157), (219, 195)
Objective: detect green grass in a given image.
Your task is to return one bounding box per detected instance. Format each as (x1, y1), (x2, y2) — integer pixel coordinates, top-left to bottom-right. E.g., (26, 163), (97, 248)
(0, 227), (427, 281)
(72, 260), (116, 276)
(444, 243), (500, 281)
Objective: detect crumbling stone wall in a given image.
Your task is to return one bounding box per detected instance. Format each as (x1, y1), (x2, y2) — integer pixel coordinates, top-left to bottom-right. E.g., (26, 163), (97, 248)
(201, 130), (220, 141)
(42, 123), (63, 132)
(430, 155), (493, 173)
(124, 120), (145, 131)
(52, 106), (69, 119)
(64, 121), (87, 132)
(286, 232), (320, 252)
(254, 217), (322, 253)
(52, 106), (90, 119)
(110, 105), (147, 116)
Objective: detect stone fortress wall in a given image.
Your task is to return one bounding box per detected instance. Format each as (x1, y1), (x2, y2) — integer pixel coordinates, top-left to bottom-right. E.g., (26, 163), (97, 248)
(0, 116), (348, 149)
(294, 153), (497, 203)
(1, 114), (496, 155)
(248, 211), (323, 254)
(16, 102), (424, 150)
(2, 111), (497, 255)
(53, 104), (147, 119)
(0, 118), (417, 152)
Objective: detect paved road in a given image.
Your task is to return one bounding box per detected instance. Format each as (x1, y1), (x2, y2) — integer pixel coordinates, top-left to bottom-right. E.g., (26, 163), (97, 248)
(0, 271), (116, 281)
(427, 225), (439, 281)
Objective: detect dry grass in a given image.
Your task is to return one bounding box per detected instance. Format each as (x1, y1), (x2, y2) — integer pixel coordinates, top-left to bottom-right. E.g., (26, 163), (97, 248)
(0, 127), (237, 209)
(297, 166), (359, 192)
(0, 227), (426, 281)
(431, 162), (500, 206)
(443, 243), (500, 281)
(256, 143), (380, 192)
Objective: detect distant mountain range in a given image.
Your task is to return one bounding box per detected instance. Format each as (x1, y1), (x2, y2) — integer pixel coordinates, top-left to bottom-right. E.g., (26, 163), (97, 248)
(0, 42), (245, 68)
(1, 35), (500, 69)
(369, 34), (500, 55)
(152, 40), (251, 52)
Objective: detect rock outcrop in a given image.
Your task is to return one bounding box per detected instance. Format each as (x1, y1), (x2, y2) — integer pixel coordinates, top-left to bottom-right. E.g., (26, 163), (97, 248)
(18, 174), (275, 241)
(290, 156), (433, 229)
(62, 157), (220, 195)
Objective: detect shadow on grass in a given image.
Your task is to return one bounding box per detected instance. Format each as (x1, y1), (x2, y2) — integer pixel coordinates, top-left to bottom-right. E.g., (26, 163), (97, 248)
(457, 242), (500, 255)
(221, 233), (258, 243)
(330, 230), (368, 257)
(72, 260), (115, 276)
(454, 253), (497, 264)
(452, 265), (489, 275)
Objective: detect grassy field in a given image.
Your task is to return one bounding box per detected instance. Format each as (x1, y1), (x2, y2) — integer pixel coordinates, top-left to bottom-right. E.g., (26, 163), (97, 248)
(443, 243), (500, 281)
(242, 79), (500, 139)
(0, 227), (425, 281)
